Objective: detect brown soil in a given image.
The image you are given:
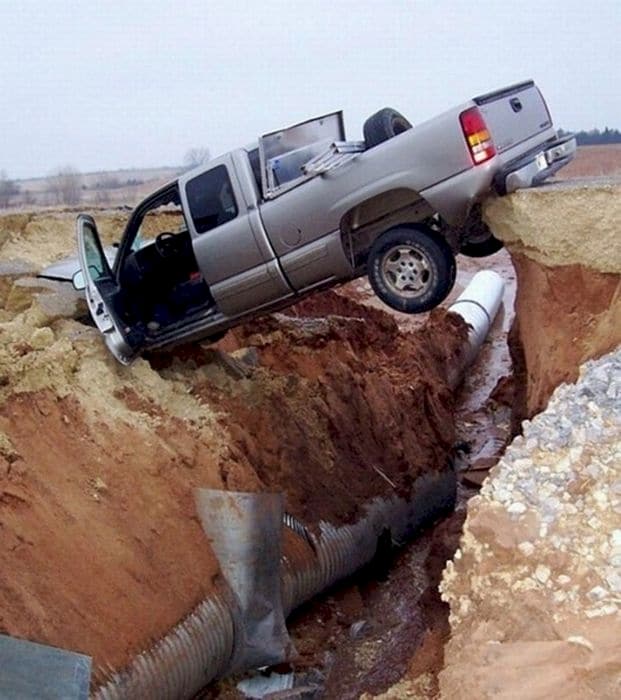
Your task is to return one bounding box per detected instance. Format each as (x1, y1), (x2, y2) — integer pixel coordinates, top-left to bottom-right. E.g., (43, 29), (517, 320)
(0, 211), (125, 269)
(0, 391), (223, 680)
(280, 239), (620, 700)
(5, 198), (615, 699)
(508, 252), (621, 419)
(205, 252), (517, 700)
(206, 297), (468, 526)
(0, 246), (467, 690)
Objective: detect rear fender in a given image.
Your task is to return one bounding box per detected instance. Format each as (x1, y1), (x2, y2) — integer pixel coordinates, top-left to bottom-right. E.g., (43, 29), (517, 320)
(340, 188), (434, 264)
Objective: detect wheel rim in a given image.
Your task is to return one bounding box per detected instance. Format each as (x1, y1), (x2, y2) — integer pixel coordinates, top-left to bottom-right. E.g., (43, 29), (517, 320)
(380, 244), (433, 298)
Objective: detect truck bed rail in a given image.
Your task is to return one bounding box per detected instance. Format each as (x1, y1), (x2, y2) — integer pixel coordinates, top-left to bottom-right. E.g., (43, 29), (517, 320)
(302, 141), (366, 176)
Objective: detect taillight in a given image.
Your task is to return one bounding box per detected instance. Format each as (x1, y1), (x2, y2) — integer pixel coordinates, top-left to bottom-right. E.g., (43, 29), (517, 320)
(460, 107), (496, 164)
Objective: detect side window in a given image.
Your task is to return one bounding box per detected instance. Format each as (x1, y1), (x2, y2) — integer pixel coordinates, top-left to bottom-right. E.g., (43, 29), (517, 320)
(83, 223), (110, 281)
(186, 165), (238, 234)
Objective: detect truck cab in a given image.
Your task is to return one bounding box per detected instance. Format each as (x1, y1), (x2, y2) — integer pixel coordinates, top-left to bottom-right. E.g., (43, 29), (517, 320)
(77, 113), (356, 363)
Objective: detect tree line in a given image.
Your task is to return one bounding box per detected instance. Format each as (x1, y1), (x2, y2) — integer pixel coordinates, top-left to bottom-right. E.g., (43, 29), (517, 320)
(0, 166), (82, 208)
(0, 170), (20, 208)
(559, 127), (621, 145)
(1, 146), (212, 209)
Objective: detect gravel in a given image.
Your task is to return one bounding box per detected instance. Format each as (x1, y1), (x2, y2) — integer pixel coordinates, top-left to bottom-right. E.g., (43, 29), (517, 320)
(474, 348), (621, 619)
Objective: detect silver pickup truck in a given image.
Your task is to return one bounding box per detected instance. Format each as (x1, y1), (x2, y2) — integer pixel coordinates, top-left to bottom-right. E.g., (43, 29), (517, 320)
(72, 80), (575, 363)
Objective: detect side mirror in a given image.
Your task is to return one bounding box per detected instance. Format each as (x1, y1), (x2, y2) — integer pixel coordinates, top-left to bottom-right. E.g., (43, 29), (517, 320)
(72, 270), (85, 291)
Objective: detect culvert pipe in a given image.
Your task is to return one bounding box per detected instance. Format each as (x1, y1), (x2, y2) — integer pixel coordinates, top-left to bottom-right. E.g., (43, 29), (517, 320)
(447, 269), (505, 383)
(92, 270), (505, 700)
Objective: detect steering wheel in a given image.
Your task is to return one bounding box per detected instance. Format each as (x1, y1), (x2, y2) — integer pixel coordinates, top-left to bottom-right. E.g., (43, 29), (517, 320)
(155, 232), (178, 258)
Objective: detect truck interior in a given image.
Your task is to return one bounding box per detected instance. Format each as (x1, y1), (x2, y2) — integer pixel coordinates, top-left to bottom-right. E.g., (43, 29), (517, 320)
(117, 185), (214, 333)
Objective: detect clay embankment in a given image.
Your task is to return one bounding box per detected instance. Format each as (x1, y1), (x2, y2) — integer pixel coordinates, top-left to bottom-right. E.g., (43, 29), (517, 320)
(0, 210), (467, 688)
(438, 180), (621, 699)
(484, 180), (621, 418)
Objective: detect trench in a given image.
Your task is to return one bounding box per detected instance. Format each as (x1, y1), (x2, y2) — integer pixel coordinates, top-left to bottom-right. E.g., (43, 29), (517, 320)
(1, 185), (618, 699)
(196, 252), (517, 700)
(0, 237), (505, 697)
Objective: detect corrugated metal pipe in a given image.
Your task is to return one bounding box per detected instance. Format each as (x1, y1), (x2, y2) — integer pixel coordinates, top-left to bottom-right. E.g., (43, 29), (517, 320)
(93, 271), (505, 700)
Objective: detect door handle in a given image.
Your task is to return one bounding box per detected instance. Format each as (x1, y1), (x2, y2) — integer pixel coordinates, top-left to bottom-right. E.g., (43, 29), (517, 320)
(510, 97), (522, 113)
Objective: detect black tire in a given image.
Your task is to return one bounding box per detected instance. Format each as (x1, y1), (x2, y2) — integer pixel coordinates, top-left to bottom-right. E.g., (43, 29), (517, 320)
(363, 108), (412, 148)
(205, 330), (227, 345)
(460, 233), (504, 258)
(367, 226), (456, 313)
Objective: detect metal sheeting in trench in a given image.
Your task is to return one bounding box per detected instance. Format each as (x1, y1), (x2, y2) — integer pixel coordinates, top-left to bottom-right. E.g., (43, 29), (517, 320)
(92, 468), (455, 699)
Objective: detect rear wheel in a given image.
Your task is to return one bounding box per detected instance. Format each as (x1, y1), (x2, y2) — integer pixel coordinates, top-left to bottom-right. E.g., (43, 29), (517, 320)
(367, 226), (456, 313)
(363, 108), (412, 148)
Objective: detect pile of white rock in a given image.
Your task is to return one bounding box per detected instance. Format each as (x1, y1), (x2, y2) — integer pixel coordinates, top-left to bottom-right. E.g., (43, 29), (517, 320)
(480, 348), (619, 618)
(439, 348), (620, 697)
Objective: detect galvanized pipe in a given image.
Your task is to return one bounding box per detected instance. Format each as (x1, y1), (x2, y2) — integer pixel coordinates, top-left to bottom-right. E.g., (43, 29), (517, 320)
(93, 593), (235, 700)
(92, 270), (505, 699)
(281, 468), (457, 616)
(93, 472), (455, 700)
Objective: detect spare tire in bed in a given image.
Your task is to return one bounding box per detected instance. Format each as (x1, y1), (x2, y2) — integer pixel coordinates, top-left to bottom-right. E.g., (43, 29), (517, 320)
(363, 108), (412, 148)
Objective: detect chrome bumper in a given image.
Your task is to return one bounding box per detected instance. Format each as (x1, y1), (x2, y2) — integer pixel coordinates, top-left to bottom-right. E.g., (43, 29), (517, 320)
(499, 135), (577, 194)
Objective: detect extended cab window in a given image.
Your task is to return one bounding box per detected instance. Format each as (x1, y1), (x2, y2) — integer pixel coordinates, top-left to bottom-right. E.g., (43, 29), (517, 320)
(186, 165), (238, 234)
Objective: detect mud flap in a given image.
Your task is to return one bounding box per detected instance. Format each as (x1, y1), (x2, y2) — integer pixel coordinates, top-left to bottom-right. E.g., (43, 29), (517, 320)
(194, 489), (295, 672)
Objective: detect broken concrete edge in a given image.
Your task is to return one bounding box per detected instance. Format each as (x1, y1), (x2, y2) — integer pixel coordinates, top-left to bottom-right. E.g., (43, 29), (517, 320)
(0, 633), (92, 700)
(483, 179), (621, 274)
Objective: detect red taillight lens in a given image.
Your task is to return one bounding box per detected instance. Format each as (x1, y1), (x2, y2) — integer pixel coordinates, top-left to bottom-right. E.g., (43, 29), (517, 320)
(460, 107), (496, 164)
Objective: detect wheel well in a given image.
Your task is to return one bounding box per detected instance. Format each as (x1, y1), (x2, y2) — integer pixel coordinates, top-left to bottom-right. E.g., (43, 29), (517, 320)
(339, 188), (435, 268)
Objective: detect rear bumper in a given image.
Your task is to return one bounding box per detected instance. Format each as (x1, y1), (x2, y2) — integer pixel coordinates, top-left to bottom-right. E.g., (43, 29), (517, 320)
(495, 134), (577, 195)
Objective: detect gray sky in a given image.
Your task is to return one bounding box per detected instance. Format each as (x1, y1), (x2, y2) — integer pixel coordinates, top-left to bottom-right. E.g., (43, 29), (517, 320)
(2, 0), (619, 179)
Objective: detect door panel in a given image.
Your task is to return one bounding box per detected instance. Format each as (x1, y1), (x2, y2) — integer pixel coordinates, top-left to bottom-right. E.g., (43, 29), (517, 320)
(209, 260), (293, 315)
(182, 156), (292, 316)
(77, 214), (139, 364)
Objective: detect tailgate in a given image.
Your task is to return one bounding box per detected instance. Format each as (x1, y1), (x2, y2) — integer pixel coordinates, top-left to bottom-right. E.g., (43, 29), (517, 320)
(474, 81), (552, 154)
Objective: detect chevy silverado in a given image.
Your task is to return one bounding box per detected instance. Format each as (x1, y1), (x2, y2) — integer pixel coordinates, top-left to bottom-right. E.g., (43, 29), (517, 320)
(69, 80), (575, 363)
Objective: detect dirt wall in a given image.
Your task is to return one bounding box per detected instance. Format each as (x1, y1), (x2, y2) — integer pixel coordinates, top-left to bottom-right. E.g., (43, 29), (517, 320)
(508, 253), (620, 418)
(0, 210), (469, 688)
(484, 179), (621, 419)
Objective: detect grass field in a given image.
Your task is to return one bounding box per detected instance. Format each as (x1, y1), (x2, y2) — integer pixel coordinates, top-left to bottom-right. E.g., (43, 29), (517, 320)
(11, 166), (182, 209)
(561, 144), (621, 178)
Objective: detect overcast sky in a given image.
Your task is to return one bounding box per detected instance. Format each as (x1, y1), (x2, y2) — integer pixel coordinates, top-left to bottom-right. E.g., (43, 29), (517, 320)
(1, 0), (619, 179)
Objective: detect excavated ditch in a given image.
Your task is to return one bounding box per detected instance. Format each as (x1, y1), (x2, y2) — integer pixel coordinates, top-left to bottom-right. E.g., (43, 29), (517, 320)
(0, 290), (464, 676)
(1, 183), (619, 700)
(0, 208), (471, 695)
(201, 252), (517, 700)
